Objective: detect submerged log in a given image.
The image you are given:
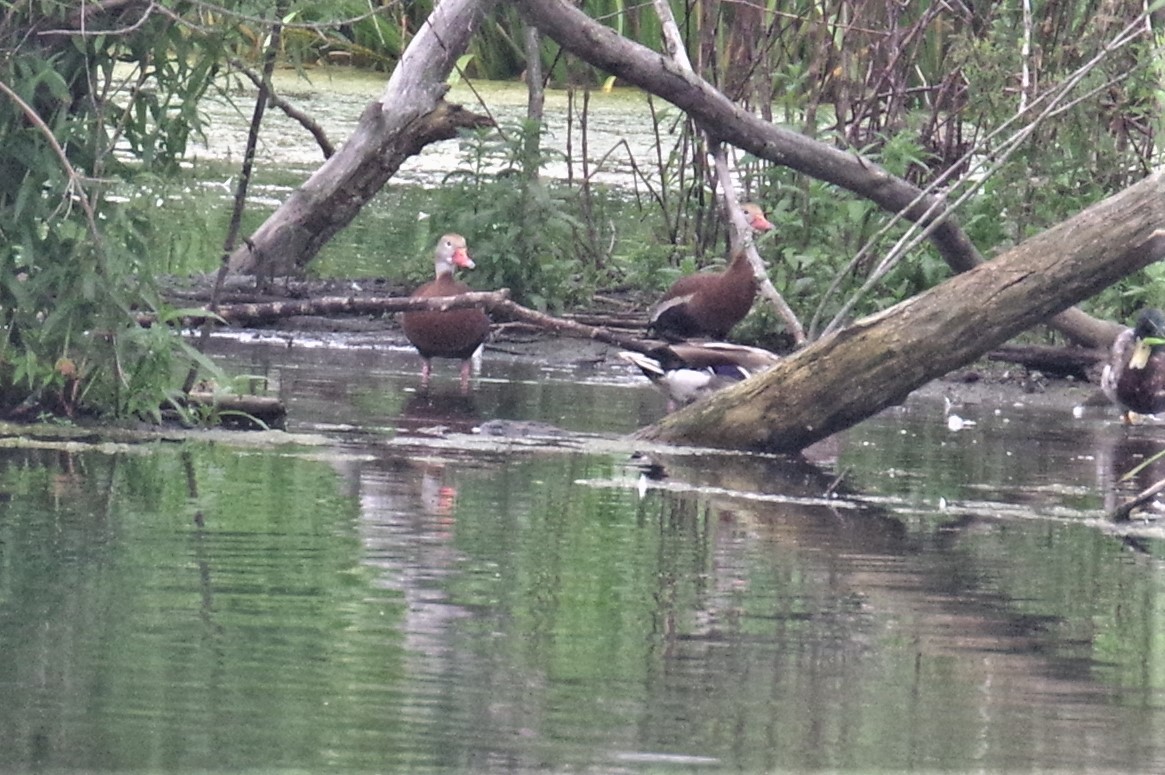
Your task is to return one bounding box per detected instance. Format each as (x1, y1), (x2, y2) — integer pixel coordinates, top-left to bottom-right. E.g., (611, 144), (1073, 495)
(635, 171), (1165, 453)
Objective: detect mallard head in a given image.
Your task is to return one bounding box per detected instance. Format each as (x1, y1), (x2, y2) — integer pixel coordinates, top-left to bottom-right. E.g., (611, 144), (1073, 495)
(1129, 308), (1165, 370)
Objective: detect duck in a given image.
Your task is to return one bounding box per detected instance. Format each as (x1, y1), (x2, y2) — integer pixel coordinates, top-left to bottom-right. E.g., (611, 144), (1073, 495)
(400, 233), (491, 391)
(647, 202), (775, 341)
(1102, 308), (1165, 421)
(619, 341), (781, 408)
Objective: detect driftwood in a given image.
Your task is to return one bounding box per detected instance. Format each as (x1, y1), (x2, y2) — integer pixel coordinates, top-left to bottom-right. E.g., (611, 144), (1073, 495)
(163, 290), (512, 327)
(491, 299), (657, 353)
(633, 172), (1165, 453)
(158, 287), (665, 355)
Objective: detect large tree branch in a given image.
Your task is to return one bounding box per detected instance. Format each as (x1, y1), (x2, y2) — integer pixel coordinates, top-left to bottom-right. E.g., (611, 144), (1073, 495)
(227, 0), (498, 277)
(635, 172), (1165, 453)
(514, 0), (1124, 348)
(515, 0), (982, 266)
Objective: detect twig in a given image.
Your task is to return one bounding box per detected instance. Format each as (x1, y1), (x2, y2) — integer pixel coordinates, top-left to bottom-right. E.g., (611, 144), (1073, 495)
(490, 299), (659, 354)
(649, 0), (806, 345)
(184, 2), (287, 393)
(814, 11), (1153, 338)
(1108, 476), (1165, 522)
(229, 58), (335, 158)
(710, 144), (807, 344)
(0, 79), (103, 248)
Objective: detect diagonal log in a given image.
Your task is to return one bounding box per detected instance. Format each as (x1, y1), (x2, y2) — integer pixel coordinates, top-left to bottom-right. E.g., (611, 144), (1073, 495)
(227, 0), (498, 277)
(634, 172), (1165, 453)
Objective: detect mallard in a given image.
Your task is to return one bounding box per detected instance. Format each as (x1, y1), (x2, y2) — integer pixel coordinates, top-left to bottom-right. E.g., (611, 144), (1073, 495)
(1101, 308), (1165, 420)
(647, 203), (774, 341)
(401, 234), (491, 391)
(619, 341), (781, 408)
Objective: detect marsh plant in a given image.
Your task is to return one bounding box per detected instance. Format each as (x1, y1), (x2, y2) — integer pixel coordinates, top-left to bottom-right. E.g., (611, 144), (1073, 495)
(0, 2), (235, 419)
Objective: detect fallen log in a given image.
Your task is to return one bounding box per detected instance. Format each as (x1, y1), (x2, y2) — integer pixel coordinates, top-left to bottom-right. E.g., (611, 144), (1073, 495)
(634, 171), (1165, 453)
(160, 290), (512, 328)
(986, 343), (1108, 380)
(158, 287), (668, 355)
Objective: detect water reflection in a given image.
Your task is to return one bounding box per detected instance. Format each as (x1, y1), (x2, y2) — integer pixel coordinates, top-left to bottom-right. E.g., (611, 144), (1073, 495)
(3, 342), (1165, 771)
(622, 451), (1153, 771)
(1093, 424), (1165, 516)
(399, 389), (480, 436)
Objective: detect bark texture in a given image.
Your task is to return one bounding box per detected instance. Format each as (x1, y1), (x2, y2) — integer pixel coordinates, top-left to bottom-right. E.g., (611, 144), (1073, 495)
(635, 172), (1165, 453)
(228, 0), (497, 276)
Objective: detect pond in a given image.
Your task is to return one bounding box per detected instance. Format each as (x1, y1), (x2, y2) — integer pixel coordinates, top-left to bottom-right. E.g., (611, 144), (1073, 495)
(2, 331), (1165, 773)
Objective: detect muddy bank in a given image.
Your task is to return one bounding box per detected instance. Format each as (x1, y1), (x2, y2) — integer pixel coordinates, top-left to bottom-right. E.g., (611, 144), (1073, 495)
(167, 274), (1116, 420)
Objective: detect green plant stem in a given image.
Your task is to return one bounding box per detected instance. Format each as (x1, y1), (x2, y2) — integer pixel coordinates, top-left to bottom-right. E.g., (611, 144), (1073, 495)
(184, 2), (288, 395)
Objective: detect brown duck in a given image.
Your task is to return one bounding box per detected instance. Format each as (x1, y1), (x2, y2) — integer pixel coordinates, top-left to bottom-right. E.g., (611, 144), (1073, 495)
(648, 203), (774, 341)
(401, 233), (491, 390)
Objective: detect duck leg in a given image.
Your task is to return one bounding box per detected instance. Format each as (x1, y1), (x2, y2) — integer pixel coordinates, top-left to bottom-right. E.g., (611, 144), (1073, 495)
(459, 359), (472, 394)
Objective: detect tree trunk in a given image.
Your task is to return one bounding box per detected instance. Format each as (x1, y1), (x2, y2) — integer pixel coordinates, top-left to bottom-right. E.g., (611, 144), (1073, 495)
(513, 0), (1124, 349)
(634, 172), (1165, 453)
(227, 0), (497, 277)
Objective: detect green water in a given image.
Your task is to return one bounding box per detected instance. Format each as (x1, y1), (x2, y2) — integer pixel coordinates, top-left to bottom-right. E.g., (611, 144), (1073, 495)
(15, 69), (1165, 772)
(3, 337), (1165, 772)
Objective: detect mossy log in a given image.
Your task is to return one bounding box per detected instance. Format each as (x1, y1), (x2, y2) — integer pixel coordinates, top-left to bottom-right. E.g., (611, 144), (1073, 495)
(635, 171), (1165, 453)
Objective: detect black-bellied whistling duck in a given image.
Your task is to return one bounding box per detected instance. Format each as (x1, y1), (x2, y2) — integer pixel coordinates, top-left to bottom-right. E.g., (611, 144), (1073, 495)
(1102, 308), (1165, 422)
(648, 202), (774, 341)
(401, 233), (491, 391)
(619, 341), (781, 408)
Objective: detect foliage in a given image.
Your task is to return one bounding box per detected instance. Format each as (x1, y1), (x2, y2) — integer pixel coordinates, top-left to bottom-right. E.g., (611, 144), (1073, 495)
(427, 121), (589, 310)
(0, 1), (243, 419)
(2, 0), (1162, 424)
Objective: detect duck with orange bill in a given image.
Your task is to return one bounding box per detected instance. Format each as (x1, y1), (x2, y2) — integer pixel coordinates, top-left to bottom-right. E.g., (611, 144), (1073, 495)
(401, 233), (491, 392)
(647, 202), (774, 342)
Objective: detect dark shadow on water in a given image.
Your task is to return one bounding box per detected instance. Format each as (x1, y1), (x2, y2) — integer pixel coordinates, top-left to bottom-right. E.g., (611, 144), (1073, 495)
(634, 446), (1117, 712)
(398, 389), (480, 436)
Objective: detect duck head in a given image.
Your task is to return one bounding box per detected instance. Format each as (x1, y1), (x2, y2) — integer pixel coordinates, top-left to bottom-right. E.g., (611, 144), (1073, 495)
(435, 233), (474, 276)
(1129, 308), (1165, 370)
(741, 202), (775, 233)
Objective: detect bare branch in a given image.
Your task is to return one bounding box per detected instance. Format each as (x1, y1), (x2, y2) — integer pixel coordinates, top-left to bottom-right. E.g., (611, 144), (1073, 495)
(1108, 477), (1165, 522)
(649, 0), (806, 344)
(229, 58), (335, 158)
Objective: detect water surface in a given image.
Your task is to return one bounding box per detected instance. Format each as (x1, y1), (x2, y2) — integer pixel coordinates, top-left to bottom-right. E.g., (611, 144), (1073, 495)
(2, 334), (1165, 773)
